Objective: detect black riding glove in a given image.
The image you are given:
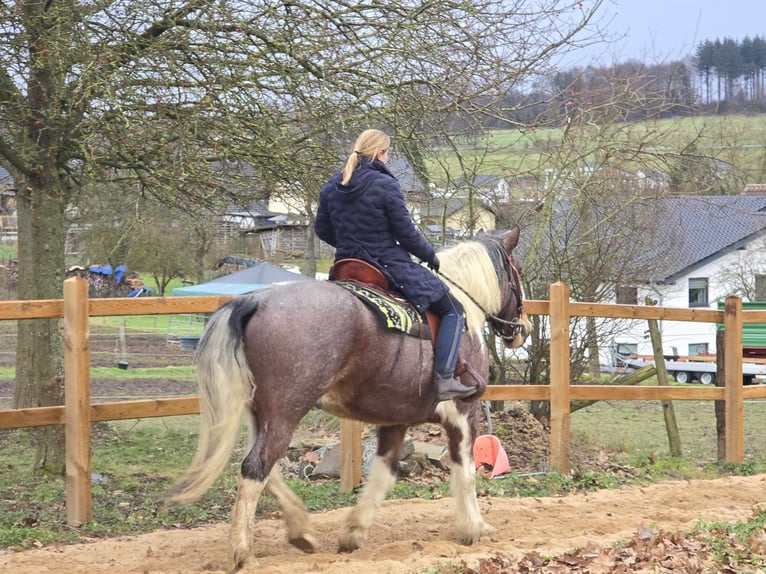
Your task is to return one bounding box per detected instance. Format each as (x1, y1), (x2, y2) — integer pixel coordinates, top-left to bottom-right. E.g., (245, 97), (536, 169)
(428, 255), (440, 273)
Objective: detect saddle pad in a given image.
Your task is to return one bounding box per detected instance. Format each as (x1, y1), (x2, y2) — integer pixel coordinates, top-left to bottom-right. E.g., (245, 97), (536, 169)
(337, 280), (430, 339)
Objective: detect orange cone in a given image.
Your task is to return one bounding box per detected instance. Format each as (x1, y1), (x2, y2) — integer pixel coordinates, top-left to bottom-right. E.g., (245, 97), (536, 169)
(473, 434), (511, 477)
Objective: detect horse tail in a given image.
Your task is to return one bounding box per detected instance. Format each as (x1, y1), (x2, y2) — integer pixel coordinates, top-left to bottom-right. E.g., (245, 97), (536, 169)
(170, 295), (259, 504)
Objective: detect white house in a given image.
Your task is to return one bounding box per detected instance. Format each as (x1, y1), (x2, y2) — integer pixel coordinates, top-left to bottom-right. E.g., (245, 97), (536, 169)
(609, 195), (766, 359)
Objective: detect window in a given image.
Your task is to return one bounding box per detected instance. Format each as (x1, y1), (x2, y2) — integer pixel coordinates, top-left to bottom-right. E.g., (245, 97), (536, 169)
(689, 343), (709, 356)
(615, 343), (638, 356)
(616, 286), (638, 304)
(688, 278), (709, 307)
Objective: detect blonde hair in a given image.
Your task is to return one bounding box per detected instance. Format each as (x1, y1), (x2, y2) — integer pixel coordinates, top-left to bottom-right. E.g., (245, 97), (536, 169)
(341, 129), (390, 185)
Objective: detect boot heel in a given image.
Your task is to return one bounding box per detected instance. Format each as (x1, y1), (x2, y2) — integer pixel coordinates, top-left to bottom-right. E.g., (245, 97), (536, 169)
(433, 373), (477, 401)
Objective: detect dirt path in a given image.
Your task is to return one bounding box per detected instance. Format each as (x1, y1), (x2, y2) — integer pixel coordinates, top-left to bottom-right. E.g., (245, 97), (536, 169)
(2, 474), (765, 573)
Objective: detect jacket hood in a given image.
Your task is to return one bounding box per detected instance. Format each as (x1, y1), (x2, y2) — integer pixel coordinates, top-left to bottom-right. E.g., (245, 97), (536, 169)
(334, 158), (393, 202)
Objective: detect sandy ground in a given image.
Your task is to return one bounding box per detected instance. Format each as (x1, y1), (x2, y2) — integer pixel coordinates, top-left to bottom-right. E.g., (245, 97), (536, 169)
(2, 474), (765, 573)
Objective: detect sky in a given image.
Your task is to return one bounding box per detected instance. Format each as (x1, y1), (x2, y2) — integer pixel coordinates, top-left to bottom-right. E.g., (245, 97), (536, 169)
(563, 0), (766, 66)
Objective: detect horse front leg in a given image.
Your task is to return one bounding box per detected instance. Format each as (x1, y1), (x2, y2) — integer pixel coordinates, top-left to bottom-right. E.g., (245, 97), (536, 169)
(338, 424), (407, 552)
(438, 402), (495, 544)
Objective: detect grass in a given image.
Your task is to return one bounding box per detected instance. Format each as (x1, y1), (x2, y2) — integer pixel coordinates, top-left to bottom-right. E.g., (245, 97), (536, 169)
(0, 366), (194, 380)
(0, 245), (15, 261)
(426, 114), (766, 180)
(690, 511), (766, 571)
(571, 399), (766, 466)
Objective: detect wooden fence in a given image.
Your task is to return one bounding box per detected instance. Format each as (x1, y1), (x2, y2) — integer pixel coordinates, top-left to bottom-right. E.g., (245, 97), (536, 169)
(1, 278), (766, 527)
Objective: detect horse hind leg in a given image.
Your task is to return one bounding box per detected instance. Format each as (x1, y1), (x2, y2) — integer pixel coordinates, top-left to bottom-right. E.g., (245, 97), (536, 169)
(438, 402), (495, 544)
(229, 418), (303, 571)
(265, 466), (318, 553)
(338, 425), (407, 553)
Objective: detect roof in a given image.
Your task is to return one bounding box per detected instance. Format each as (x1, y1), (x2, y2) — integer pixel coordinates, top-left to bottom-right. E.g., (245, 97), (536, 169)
(744, 183), (766, 195)
(387, 156), (426, 194)
(646, 196), (766, 283)
(419, 197), (495, 217)
(171, 260), (313, 296)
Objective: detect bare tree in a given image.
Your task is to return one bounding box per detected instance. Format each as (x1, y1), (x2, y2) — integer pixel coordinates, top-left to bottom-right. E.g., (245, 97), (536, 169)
(492, 66), (722, 421)
(1, 0), (604, 471)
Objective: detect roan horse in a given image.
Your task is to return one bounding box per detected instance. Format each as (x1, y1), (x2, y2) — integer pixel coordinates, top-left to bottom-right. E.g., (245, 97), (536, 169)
(171, 227), (531, 571)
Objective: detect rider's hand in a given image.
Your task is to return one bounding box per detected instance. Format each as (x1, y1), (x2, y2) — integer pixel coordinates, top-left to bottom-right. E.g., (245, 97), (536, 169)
(428, 255), (440, 273)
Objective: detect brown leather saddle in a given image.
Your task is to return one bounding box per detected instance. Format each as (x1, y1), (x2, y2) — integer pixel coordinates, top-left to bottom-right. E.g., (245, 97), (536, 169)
(332, 258), (467, 376)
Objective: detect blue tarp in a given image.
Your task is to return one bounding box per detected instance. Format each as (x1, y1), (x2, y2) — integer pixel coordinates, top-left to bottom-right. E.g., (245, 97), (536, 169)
(89, 264), (128, 283)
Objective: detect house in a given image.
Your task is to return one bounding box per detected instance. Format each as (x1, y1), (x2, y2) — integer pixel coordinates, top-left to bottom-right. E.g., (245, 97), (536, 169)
(610, 195), (766, 358)
(635, 168), (671, 191)
(418, 197), (496, 242)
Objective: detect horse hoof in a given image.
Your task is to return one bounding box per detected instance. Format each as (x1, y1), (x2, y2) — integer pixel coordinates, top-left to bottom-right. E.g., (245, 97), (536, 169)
(481, 521), (496, 537)
(289, 533), (319, 553)
(337, 532), (365, 553)
(228, 554), (255, 574)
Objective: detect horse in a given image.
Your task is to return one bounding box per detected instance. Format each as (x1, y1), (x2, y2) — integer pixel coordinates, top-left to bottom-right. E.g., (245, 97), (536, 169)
(170, 227), (531, 572)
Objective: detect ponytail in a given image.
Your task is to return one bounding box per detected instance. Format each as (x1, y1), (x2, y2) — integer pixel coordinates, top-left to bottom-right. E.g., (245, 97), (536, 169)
(341, 129), (391, 185)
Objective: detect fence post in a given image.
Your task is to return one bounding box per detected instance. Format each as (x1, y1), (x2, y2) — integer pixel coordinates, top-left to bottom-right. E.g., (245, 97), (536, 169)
(339, 418), (362, 492)
(723, 295), (744, 464)
(548, 282), (571, 474)
(64, 277), (92, 525)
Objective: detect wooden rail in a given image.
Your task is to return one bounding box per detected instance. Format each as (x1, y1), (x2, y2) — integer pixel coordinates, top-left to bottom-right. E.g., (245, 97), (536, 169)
(2, 279), (766, 525)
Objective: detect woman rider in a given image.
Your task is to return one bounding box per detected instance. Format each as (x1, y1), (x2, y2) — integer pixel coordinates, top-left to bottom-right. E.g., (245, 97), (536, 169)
(315, 129), (476, 401)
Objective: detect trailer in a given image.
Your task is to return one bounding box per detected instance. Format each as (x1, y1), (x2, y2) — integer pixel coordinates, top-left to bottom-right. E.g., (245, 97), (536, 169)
(612, 353), (766, 385)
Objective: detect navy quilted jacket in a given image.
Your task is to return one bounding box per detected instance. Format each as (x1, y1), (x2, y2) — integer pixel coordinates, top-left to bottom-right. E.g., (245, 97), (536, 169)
(315, 157), (447, 313)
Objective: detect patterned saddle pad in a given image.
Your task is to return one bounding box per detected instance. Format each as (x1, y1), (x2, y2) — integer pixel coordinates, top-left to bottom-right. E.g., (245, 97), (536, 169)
(337, 280), (430, 339)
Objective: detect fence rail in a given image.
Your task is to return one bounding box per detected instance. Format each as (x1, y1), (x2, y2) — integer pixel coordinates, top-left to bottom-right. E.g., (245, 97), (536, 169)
(1, 279), (766, 526)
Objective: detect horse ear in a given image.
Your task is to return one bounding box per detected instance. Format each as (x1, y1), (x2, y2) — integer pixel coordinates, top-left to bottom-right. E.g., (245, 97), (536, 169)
(500, 227), (520, 252)
(475, 228), (486, 238)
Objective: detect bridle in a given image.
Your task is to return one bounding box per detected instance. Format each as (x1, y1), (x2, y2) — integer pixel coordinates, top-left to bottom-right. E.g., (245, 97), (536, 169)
(438, 240), (526, 343)
(487, 243), (526, 342)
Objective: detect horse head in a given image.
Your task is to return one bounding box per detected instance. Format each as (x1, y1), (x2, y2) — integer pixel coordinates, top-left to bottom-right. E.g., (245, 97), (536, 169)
(478, 227), (531, 349)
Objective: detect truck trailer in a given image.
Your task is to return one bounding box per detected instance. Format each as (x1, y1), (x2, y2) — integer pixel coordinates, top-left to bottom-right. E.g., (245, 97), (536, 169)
(613, 353), (766, 385)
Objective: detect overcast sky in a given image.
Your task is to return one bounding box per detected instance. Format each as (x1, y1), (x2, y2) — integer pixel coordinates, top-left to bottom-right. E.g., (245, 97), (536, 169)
(563, 0), (766, 66)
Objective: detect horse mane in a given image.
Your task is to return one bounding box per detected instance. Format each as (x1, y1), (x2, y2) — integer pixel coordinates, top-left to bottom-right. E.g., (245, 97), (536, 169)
(436, 238), (502, 335)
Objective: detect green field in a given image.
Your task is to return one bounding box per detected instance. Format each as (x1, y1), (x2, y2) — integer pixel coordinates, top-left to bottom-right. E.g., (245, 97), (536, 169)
(427, 114), (766, 180)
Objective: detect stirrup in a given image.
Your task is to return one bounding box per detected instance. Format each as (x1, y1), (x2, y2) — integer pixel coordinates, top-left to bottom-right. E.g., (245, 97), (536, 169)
(433, 373), (477, 401)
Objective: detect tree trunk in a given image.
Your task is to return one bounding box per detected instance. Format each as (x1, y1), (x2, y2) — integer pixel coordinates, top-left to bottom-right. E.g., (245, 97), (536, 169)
(12, 180), (68, 473)
(585, 315), (601, 379)
(302, 208), (317, 278)
(485, 329), (505, 412)
(527, 315), (550, 423)
(645, 298), (682, 457)
(715, 329), (726, 461)
(571, 364), (656, 412)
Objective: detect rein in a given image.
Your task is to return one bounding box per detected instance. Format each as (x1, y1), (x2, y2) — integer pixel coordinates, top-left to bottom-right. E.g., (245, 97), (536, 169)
(436, 242), (525, 342)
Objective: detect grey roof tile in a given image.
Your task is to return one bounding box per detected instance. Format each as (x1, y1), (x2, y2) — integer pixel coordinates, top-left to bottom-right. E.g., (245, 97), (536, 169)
(648, 196), (766, 282)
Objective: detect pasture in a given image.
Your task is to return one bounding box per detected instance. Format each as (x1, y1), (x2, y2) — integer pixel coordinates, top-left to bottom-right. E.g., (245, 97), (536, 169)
(427, 114), (766, 179)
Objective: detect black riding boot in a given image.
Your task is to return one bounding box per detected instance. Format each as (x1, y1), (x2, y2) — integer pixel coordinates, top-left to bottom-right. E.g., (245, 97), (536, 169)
(433, 312), (477, 401)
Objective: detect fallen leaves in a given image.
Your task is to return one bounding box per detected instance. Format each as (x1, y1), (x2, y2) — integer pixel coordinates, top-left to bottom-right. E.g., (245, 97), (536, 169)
(455, 528), (737, 573)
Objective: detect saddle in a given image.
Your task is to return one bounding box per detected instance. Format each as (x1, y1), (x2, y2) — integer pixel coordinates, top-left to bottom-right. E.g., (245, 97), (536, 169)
(332, 258), (468, 377)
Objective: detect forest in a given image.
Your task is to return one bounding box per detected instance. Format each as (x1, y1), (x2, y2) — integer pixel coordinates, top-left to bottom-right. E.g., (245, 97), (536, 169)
(484, 35), (766, 130)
